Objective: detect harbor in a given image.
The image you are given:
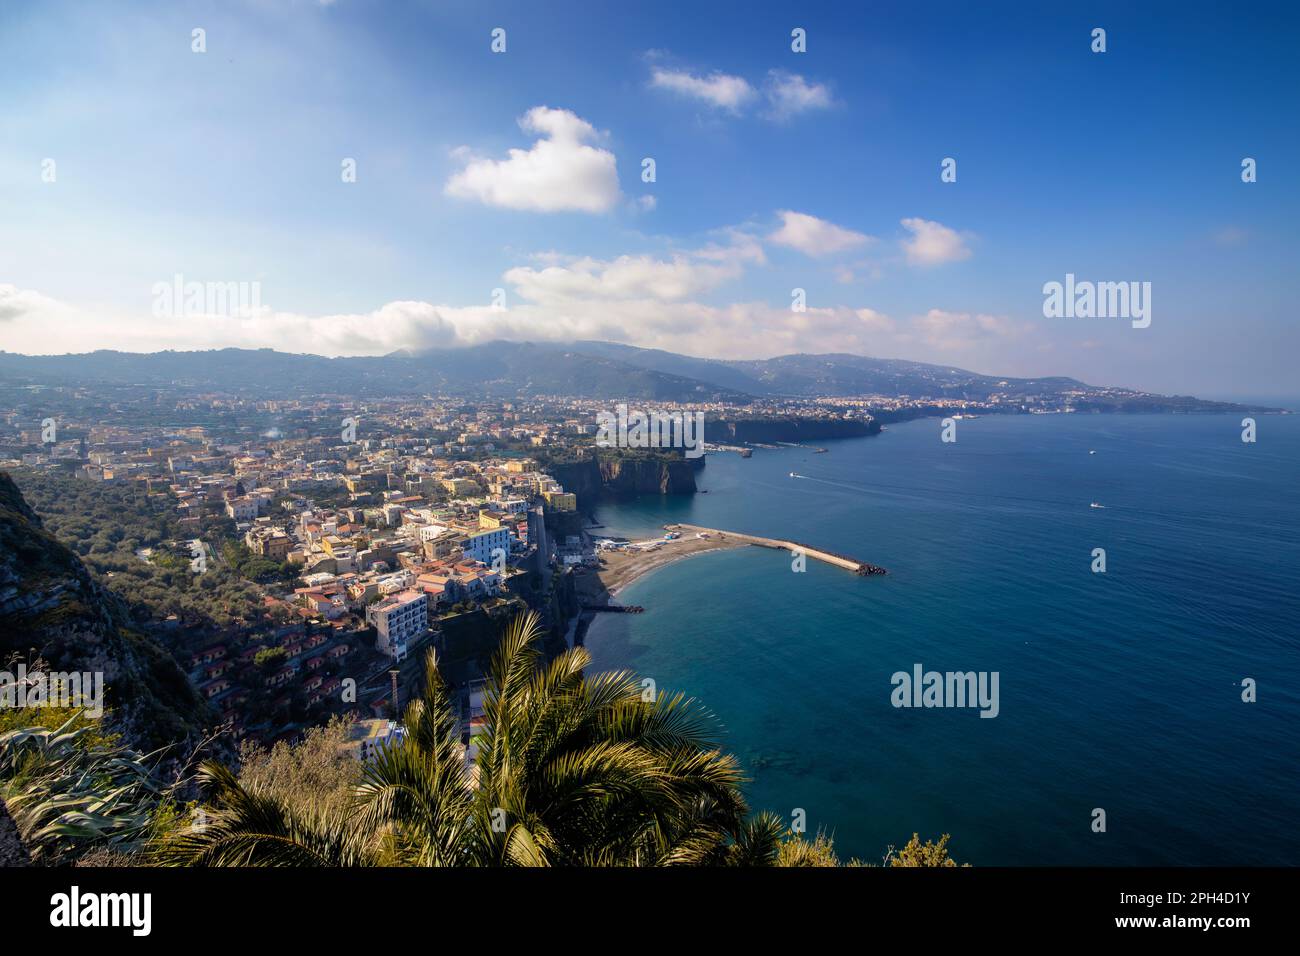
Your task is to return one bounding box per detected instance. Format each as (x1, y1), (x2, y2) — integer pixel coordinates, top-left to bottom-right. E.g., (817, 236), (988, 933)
(569, 521), (887, 648)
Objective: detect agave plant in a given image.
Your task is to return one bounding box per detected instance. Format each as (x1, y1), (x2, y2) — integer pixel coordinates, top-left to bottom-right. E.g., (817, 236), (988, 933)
(0, 715), (161, 864)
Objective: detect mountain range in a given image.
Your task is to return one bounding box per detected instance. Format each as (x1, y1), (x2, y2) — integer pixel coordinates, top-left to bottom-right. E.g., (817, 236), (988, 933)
(0, 342), (1279, 412)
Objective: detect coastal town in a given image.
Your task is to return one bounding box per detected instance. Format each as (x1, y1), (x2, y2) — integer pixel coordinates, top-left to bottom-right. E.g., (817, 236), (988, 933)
(2, 360), (1268, 770)
(0, 384), (888, 766)
(3, 398), (592, 755)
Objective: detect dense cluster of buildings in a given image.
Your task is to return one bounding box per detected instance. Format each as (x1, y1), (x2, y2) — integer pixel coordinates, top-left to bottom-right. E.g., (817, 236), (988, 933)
(0, 394), (609, 748)
(1, 389), (880, 756)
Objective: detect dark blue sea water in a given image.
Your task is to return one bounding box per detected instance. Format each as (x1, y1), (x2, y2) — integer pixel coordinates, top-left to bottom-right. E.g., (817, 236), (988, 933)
(584, 414), (1300, 865)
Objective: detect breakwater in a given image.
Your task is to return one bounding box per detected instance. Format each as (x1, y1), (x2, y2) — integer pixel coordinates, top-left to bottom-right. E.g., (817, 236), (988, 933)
(664, 524), (887, 576)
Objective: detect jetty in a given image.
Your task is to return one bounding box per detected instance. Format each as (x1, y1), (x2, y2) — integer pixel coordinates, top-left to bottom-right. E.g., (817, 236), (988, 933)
(665, 524), (887, 576)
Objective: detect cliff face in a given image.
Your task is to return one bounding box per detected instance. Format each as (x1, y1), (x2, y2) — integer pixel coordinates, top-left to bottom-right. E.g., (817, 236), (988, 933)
(545, 454), (697, 510)
(546, 458), (603, 505)
(704, 417), (880, 443)
(598, 456), (697, 496)
(0, 472), (211, 749)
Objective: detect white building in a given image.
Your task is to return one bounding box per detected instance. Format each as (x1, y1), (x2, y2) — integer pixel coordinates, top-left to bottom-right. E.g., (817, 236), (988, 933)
(377, 569), (415, 594)
(345, 719), (406, 763)
(225, 496), (261, 521)
(465, 527), (512, 566)
(366, 589), (427, 661)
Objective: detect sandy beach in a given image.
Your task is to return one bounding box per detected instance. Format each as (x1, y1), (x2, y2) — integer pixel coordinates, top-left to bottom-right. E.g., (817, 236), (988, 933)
(574, 531), (746, 604)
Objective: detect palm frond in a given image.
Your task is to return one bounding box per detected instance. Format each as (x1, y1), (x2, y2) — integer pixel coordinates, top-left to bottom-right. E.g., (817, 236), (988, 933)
(151, 762), (377, 867)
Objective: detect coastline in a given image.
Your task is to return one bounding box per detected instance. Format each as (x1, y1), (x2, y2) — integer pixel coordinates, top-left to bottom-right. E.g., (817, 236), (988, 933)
(575, 532), (746, 603)
(571, 532), (746, 648)
(572, 515), (885, 644)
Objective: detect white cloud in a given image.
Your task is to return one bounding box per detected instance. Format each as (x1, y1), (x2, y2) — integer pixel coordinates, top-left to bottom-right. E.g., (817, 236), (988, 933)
(763, 71), (834, 119)
(0, 284), (69, 324)
(650, 65), (834, 121)
(0, 281), (1030, 365)
(694, 229), (768, 266)
(649, 67), (756, 112)
(444, 107), (620, 213)
(900, 218), (972, 266)
(505, 255), (735, 304)
(914, 309), (1016, 349)
(503, 233), (758, 305)
(769, 211), (871, 257)
(2, 227), (1024, 364)
(855, 308), (896, 333)
(0, 235), (896, 360)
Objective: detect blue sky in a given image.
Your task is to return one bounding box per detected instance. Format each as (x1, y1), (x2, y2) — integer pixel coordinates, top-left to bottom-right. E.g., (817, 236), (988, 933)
(1, 0), (1296, 398)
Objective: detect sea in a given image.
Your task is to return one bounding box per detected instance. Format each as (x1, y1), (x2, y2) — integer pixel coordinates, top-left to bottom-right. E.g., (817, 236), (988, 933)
(583, 413), (1300, 865)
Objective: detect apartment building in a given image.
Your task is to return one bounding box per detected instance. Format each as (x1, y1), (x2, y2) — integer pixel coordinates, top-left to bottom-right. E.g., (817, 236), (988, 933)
(542, 490), (578, 512)
(365, 589), (427, 661)
(245, 526), (293, 560)
(465, 526), (512, 566)
(225, 496), (261, 520)
(441, 476), (480, 497)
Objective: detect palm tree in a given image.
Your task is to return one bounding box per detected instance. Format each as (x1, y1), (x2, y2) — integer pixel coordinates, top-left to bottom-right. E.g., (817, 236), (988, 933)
(350, 646), (475, 866)
(469, 611), (749, 865)
(153, 761), (378, 866)
(156, 611), (757, 867)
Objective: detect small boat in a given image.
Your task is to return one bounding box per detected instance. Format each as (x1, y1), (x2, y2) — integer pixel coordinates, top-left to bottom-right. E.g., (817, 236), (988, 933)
(789, 472), (798, 478)
(1090, 502), (1105, 509)
(1089, 450), (1096, 455)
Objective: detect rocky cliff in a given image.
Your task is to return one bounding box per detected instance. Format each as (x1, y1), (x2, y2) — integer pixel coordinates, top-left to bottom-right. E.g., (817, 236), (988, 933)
(545, 452), (698, 510)
(599, 455), (698, 496)
(0, 472), (211, 749)
(704, 417), (880, 443)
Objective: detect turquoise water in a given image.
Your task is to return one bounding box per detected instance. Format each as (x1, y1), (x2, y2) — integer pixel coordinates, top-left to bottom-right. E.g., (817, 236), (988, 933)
(585, 414), (1300, 865)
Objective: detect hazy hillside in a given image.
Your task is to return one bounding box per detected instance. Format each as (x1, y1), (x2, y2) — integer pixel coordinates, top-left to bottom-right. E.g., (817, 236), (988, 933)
(575, 342), (1096, 400)
(0, 343), (751, 402)
(0, 342), (1278, 412)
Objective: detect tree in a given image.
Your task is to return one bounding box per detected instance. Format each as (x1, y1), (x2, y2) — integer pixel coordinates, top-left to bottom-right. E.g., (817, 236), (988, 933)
(886, 832), (965, 867)
(146, 612), (963, 869)
(254, 647), (287, 671)
(155, 611), (753, 867)
(469, 611), (748, 866)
